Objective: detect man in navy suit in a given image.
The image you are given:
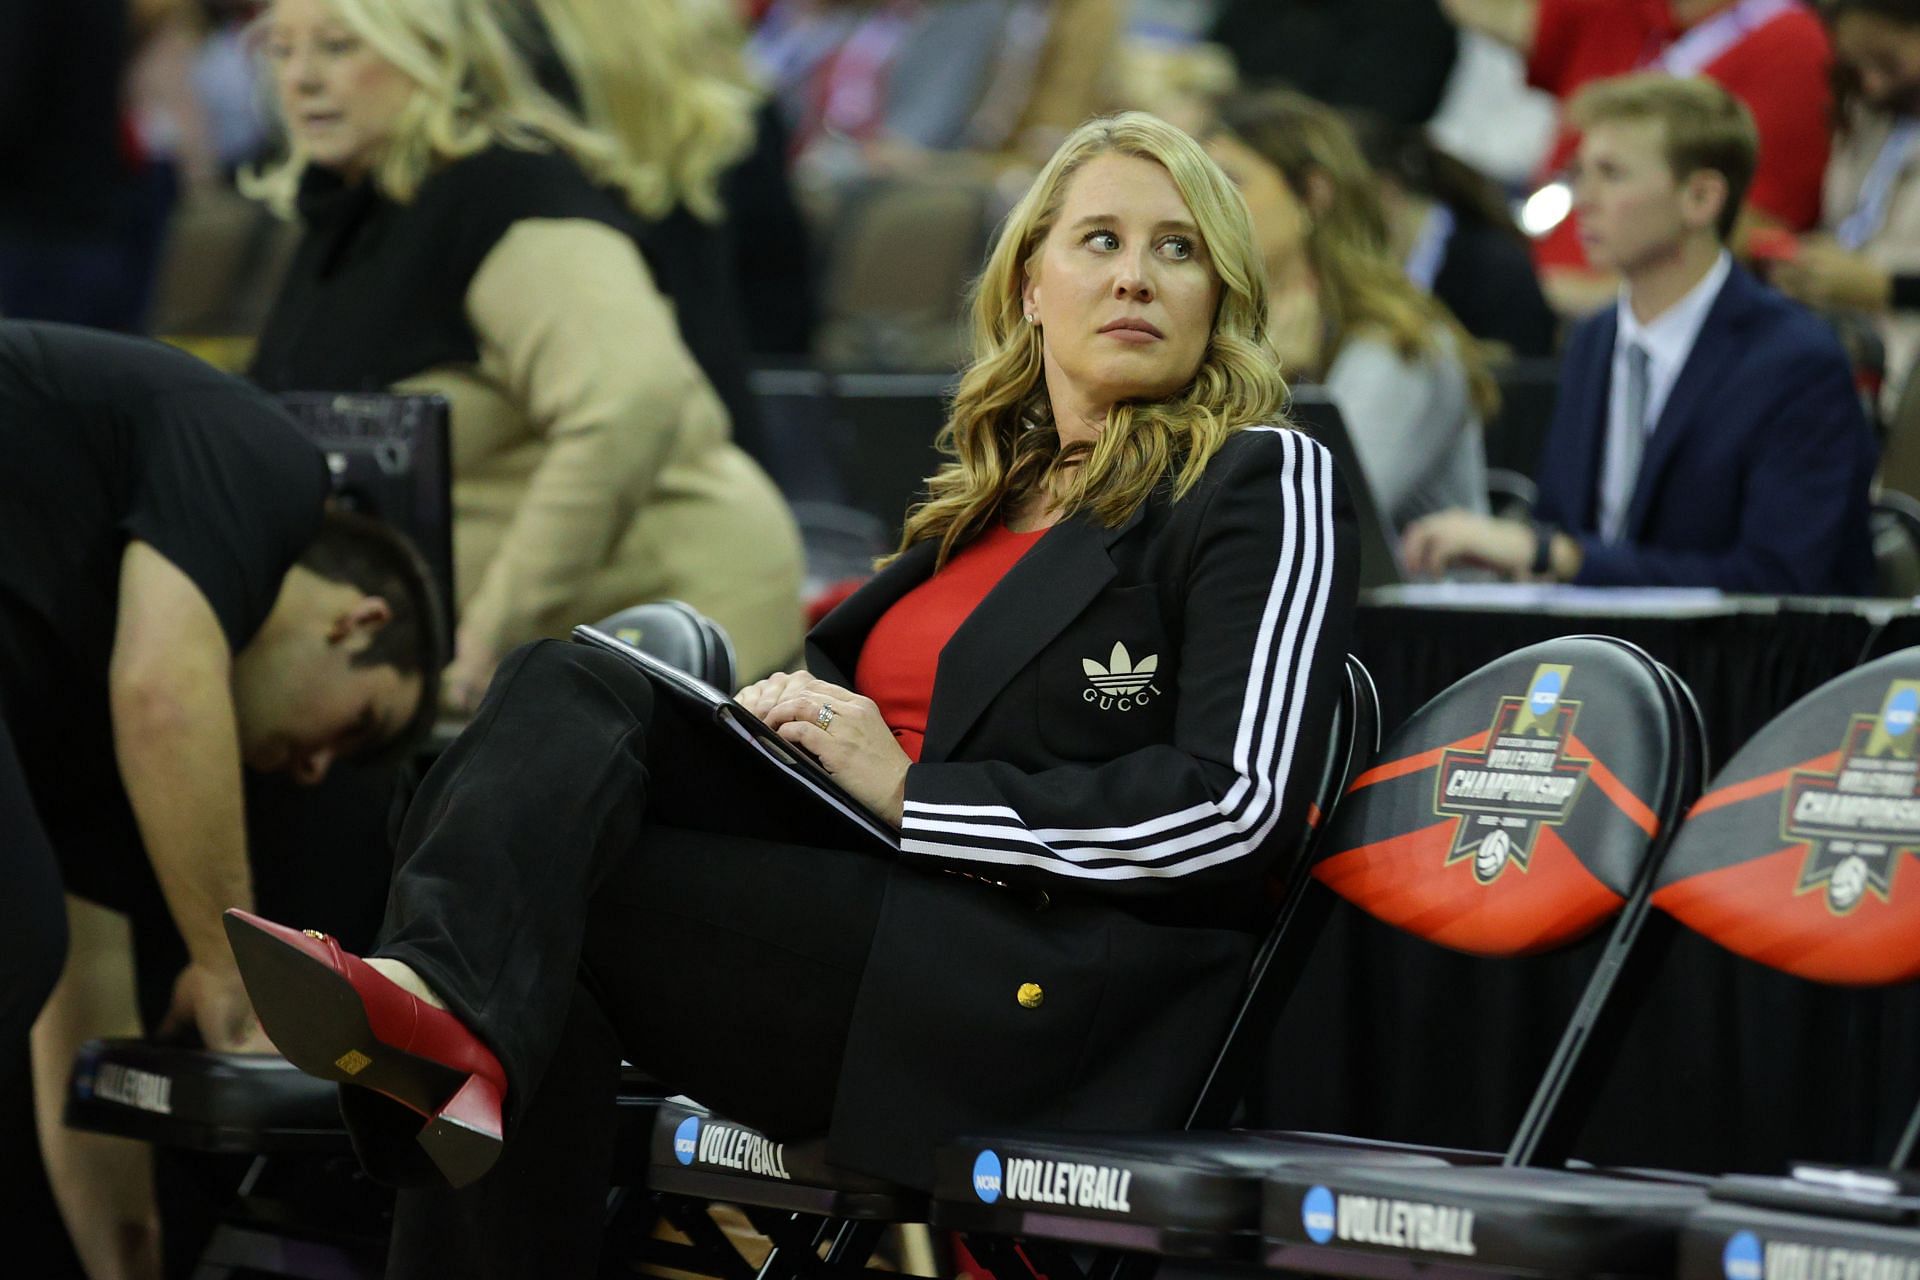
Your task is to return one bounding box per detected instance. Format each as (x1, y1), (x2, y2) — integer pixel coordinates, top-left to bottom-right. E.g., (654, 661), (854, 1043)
(1404, 73), (1877, 594)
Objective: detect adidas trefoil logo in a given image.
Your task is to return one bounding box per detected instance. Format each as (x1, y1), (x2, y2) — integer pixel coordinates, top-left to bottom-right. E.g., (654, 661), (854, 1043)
(1082, 642), (1162, 712)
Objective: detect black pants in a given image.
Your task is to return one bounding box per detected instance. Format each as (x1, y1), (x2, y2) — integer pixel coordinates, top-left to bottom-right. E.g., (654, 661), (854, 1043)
(0, 715), (74, 1101)
(369, 640), (891, 1279)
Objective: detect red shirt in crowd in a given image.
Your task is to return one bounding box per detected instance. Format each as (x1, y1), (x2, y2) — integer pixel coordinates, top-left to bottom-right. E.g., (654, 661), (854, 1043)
(854, 522), (1048, 762)
(1526, 0), (1833, 272)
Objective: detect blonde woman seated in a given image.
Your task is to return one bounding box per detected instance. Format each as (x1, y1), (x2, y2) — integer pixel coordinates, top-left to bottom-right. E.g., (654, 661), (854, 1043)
(1209, 89), (1498, 531)
(224, 112), (1358, 1277)
(247, 0), (804, 702)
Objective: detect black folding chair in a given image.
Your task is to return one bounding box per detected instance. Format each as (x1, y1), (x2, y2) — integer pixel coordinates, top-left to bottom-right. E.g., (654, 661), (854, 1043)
(929, 636), (1703, 1276)
(1254, 647), (1920, 1280)
(606, 654), (1380, 1280)
(1660, 650), (1920, 1280)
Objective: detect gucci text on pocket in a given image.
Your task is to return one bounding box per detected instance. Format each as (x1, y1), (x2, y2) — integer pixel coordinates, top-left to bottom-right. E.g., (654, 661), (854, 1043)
(1082, 642), (1162, 713)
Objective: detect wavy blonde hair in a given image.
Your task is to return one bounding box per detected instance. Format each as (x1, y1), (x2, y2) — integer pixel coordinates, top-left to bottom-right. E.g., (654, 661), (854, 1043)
(246, 0), (640, 216)
(512, 0), (758, 222)
(1217, 89), (1500, 421)
(895, 111), (1285, 567)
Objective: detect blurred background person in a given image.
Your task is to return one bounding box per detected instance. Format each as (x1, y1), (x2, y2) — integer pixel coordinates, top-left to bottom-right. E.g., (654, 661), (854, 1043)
(245, 0), (805, 702)
(1772, 0), (1920, 418)
(1440, 0), (1834, 317)
(1404, 74), (1876, 593)
(1211, 89), (1497, 530)
(500, 0), (770, 456)
(1350, 111), (1559, 357)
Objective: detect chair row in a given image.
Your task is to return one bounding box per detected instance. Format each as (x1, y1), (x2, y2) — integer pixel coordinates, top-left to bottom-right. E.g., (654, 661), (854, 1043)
(64, 624), (1920, 1279)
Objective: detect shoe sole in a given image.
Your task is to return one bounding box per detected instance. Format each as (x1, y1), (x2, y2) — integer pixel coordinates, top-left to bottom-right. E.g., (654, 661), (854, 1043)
(225, 916), (502, 1186)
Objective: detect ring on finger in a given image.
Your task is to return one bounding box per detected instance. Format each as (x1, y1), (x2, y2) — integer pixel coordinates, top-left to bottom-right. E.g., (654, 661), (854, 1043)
(816, 702), (837, 731)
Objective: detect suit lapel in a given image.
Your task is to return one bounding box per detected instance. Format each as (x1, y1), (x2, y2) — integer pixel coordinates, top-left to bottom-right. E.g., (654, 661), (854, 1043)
(1623, 267), (1754, 540)
(804, 540), (938, 686)
(920, 505), (1146, 764)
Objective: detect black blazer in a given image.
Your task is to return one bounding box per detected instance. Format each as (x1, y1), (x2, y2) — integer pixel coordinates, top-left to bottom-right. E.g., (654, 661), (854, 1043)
(804, 426), (1358, 1185)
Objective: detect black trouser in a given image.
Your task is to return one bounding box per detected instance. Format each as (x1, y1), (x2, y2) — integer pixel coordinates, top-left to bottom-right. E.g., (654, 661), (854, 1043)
(367, 640), (890, 1279)
(0, 715), (73, 1101)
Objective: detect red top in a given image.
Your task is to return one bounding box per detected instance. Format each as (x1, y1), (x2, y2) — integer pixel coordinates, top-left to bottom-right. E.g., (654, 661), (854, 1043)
(1526, 0), (1832, 271)
(854, 522), (1048, 762)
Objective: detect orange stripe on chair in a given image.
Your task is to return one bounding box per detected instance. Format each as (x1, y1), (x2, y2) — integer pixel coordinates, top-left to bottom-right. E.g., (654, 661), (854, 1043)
(1652, 845), (1920, 986)
(1686, 752), (1843, 820)
(1346, 731), (1490, 794)
(1315, 821), (1626, 956)
(1561, 733), (1660, 838)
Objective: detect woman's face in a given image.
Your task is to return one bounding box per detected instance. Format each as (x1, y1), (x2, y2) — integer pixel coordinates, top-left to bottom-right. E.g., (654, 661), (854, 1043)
(1021, 152), (1222, 427)
(263, 0), (417, 180)
(1205, 132), (1312, 278)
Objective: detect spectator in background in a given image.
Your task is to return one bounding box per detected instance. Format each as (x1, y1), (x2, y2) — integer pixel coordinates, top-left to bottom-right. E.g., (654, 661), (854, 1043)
(1772, 0), (1920, 411)
(504, 0), (771, 457)
(1440, 0), (1833, 318)
(246, 0), (805, 702)
(1208, 0), (1460, 129)
(1405, 75), (1876, 594)
(1211, 90), (1496, 530)
(0, 0), (140, 328)
(1349, 113), (1559, 356)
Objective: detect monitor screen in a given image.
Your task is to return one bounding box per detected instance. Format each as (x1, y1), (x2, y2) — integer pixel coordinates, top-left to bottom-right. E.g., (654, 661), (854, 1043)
(275, 392), (456, 627)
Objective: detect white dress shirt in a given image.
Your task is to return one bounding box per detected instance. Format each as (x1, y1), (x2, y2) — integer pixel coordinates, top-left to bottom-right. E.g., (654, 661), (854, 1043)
(1597, 250), (1733, 541)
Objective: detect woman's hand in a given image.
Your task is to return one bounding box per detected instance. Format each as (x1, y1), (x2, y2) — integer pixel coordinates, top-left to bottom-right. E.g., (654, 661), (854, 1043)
(1773, 238), (1893, 313)
(442, 627), (503, 716)
(747, 672), (911, 828)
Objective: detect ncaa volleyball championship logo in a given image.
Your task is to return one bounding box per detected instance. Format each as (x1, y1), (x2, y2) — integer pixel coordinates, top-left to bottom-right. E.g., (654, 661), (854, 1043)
(1434, 663), (1590, 884)
(1782, 680), (1920, 915)
(972, 1150), (1003, 1203)
(673, 1115), (700, 1165)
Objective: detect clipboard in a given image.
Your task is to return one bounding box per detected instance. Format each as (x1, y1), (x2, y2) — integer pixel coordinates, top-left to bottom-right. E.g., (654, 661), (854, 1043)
(570, 624), (901, 852)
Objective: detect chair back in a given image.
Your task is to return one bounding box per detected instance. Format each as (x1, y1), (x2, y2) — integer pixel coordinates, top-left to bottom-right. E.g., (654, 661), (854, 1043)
(1872, 490), (1920, 598)
(1652, 647), (1920, 987)
(593, 602), (739, 692)
(1315, 637), (1691, 957)
(1307, 637), (1703, 1166)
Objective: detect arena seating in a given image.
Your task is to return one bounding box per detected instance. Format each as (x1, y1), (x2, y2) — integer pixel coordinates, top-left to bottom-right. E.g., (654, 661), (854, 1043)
(928, 637), (1703, 1277)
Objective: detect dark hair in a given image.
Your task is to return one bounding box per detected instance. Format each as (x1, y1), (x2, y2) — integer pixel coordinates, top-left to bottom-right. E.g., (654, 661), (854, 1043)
(296, 507), (449, 756)
(1345, 111), (1527, 244)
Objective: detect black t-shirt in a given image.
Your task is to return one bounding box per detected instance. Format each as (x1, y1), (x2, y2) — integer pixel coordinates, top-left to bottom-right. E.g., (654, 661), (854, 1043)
(0, 321), (330, 903)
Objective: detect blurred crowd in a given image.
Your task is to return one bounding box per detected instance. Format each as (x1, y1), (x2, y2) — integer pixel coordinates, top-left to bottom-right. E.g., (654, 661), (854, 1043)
(10, 2), (1920, 557)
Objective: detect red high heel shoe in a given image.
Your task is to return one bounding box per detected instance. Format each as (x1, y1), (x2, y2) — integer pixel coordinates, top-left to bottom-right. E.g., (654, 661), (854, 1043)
(223, 909), (507, 1188)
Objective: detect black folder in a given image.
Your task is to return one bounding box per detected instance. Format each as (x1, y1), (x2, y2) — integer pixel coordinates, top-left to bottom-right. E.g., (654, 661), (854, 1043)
(570, 624), (901, 853)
